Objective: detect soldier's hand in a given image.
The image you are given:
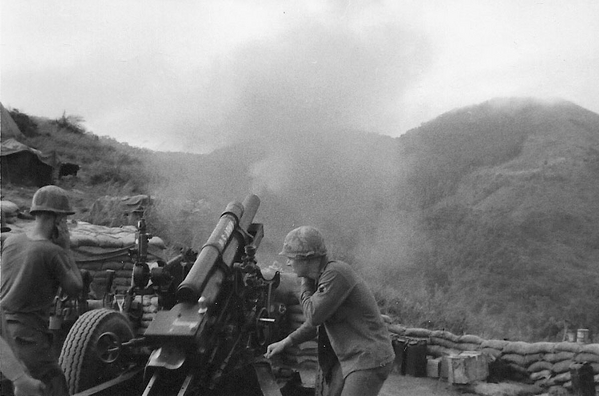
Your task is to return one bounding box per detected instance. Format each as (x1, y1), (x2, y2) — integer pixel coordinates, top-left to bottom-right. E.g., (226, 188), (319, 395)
(13, 373), (45, 396)
(51, 218), (71, 250)
(264, 337), (292, 359)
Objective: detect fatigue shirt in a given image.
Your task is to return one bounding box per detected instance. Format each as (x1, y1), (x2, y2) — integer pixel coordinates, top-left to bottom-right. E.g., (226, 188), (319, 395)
(288, 260), (394, 378)
(1, 233), (74, 328)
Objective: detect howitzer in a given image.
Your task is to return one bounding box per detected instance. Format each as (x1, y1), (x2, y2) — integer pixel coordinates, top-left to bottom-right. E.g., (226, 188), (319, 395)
(58, 195), (296, 396)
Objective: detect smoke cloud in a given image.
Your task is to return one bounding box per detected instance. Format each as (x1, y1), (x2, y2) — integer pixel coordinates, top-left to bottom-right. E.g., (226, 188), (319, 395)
(178, 17), (431, 153)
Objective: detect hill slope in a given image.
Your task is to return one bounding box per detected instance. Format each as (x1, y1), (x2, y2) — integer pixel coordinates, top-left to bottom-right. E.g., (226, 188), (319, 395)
(399, 98), (599, 339)
(4, 98), (598, 340)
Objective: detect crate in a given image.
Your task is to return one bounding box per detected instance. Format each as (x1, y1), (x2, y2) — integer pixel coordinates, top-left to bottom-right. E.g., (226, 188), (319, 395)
(447, 352), (488, 384)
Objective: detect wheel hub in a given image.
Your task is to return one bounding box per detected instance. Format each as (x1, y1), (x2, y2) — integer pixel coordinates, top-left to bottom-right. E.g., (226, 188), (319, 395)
(97, 331), (122, 364)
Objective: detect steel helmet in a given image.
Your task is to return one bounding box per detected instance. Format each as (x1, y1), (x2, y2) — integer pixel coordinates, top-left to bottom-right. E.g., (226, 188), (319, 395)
(279, 226), (327, 259)
(30, 185), (75, 215)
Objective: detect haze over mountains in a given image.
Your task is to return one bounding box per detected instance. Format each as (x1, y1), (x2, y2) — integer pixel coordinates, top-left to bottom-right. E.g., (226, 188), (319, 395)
(7, 97), (599, 340)
(148, 97), (599, 340)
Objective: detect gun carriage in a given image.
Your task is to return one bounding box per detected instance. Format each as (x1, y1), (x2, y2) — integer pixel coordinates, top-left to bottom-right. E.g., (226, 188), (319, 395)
(55, 194), (305, 396)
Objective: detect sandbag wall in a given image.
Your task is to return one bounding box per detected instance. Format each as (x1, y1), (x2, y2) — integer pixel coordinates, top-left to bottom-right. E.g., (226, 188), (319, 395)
(69, 221), (166, 334)
(280, 301), (319, 370)
(70, 222), (166, 296)
(388, 325), (599, 391)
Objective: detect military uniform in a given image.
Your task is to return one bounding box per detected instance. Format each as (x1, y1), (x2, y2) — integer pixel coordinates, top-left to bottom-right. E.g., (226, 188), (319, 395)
(1, 233), (74, 395)
(288, 260), (395, 396)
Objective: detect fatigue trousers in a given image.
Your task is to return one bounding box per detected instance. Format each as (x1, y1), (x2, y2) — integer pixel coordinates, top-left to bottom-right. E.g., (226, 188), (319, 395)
(2, 314), (69, 396)
(316, 361), (393, 396)
(315, 327), (393, 396)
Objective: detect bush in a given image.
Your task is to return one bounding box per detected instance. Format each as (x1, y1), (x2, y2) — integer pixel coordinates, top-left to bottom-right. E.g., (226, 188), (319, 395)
(9, 109), (38, 136)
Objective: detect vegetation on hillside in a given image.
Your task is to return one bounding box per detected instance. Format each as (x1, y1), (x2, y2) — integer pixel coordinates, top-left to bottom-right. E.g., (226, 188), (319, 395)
(394, 99), (599, 340)
(10, 109), (153, 194)
(5, 99), (599, 342)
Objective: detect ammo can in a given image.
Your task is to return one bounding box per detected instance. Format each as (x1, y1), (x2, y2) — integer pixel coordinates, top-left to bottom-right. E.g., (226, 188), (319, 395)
(392, 338), (406, 375)
(404, 339), (428, 377)
(577, 329), (590, 344)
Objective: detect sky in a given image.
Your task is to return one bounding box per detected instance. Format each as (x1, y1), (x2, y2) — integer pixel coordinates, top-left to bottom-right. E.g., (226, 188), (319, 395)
(1, 0), (598, 154)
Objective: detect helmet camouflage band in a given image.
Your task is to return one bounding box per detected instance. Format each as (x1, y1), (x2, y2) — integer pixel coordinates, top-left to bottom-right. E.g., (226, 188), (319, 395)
(279, 226), (327, 259)
(30, 185), (75, 215)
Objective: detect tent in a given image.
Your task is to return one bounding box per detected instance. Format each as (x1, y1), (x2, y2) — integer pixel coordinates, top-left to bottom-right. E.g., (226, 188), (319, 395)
(1, 138), (57, 187)
(1, 102), (26, 141)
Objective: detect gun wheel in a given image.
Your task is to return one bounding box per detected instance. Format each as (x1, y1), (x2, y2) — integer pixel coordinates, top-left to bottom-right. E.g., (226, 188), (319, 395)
(59, 308), (134, 394)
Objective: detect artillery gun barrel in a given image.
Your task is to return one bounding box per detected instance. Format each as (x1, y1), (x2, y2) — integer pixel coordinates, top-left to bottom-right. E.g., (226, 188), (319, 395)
(176, 194), (260, 304)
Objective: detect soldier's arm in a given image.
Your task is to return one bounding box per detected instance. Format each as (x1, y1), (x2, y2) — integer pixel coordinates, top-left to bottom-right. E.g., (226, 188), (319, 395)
(55, 250), (83, 297)
(300, 270), (354, 326)
(265, 320), (317, 359)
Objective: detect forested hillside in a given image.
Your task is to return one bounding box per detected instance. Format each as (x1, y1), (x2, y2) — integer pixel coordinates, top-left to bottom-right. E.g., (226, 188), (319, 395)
(4, 98), (599, 341)
(397, 98), (599, 340)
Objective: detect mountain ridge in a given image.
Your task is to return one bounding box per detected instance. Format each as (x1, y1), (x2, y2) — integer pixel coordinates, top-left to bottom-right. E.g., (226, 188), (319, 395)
(4, 97), (598, 340)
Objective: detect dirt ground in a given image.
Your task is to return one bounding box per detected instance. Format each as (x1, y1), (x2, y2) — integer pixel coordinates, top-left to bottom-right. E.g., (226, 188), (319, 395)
(379, 373), (463, 396)
(294, 368), (464, 396)
(296, 369), (545, 396)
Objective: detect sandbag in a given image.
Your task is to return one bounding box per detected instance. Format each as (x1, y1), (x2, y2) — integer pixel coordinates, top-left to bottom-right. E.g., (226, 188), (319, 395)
(455, 342), (481, 352)
(554, 342), (582, 353)
(528, 342), (555, 354)
(574, 352), (599, 364)
(481, 348), (502, 359)
(528, 360), (553, 373)
(388, 324), (407, 336)
(552, 359), (574, 374)
(405, 327), (432, 338)
(430, 337), (458, 350)
(530, 369), (551, 381)
(580, 344), (599, 356)
(481, 339), (509, 350)
(502, 353), (527, 367)
(459, 334), (484, 345)
(503, 341), (534, 355)
(430, 330), (460, 343)
(544, 351), (576, 363)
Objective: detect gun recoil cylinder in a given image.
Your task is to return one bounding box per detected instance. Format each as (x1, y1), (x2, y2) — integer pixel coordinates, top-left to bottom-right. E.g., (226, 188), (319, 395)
(176, 195), (260, 304)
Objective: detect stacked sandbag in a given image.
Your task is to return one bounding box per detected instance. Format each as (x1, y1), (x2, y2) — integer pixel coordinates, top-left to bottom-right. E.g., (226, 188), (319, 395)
(286, 304), (306, 334)
(498, 341), (554, 381)
(544, 342), (581, 389)
(480, 339), (509, 360)
(522, 342), (555, 387)
(387, 323), (407, 339)
(3, 219), (166, 298)
(383, 323), (599, 391)
(283, 340), (318, 370)
(70, 222), (138, 248)
(281, 304), (318, 369)
(456, 334), (484, 352)
(69, 221), (166, 297)
(428, 330), (461, 357)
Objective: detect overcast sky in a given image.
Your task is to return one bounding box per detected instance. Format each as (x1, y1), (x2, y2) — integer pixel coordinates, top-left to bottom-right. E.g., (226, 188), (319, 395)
(2, 0), (598, 154)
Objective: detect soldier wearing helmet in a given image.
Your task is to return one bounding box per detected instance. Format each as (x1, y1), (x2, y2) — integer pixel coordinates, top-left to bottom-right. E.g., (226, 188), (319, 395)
(1, 185), (83, 396)
(266, 226), (394, 396)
